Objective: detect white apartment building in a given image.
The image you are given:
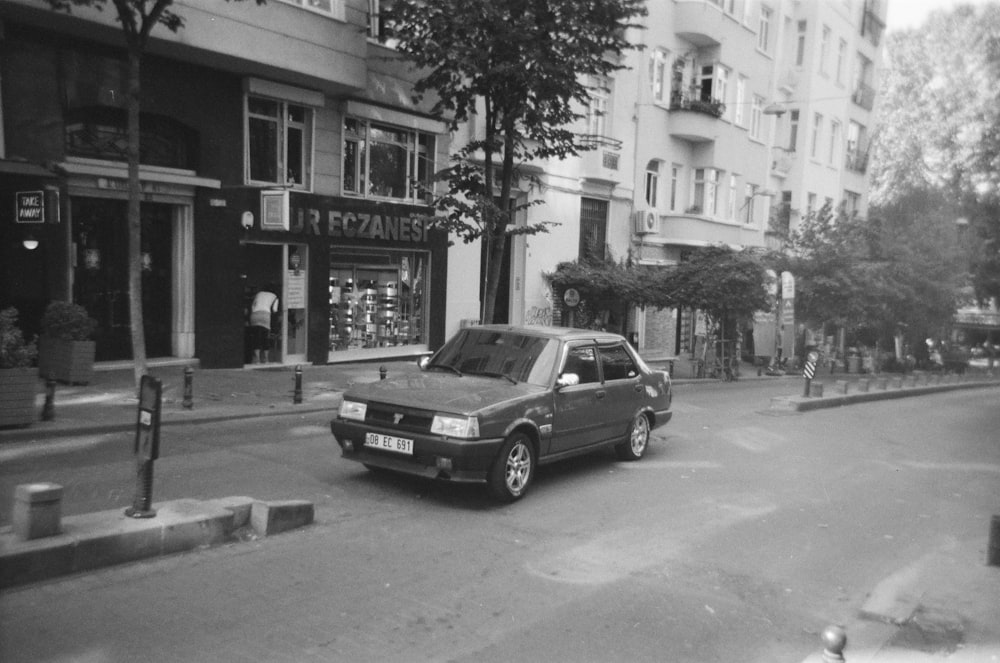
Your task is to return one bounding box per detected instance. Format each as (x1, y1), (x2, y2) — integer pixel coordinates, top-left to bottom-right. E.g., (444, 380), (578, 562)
(447, 0), (886, 362)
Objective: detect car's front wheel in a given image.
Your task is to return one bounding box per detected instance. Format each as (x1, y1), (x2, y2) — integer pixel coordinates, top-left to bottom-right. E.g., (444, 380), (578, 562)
(615, 412), (650, 461)
(487, 432), (535, 503)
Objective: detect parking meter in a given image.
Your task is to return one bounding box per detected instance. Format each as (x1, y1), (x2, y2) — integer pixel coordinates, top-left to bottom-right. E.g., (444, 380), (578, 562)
(126, 375), (162, 518)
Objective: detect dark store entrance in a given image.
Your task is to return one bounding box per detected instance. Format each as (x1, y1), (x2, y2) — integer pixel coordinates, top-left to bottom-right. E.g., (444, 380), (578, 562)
(72, 198), (173, 361)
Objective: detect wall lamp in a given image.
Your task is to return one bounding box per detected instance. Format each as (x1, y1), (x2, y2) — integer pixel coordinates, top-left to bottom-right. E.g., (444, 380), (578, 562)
(23, 234), (39, 250)
(763, 103), (787, 117)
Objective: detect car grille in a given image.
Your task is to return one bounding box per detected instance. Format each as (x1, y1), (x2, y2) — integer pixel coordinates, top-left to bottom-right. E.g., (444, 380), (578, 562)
(365, 403), (435, 433)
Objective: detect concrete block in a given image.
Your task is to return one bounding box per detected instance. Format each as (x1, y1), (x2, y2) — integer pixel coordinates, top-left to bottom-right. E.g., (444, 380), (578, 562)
(856, 378), (870, 392)
(891, 376), (903, 389)
(205, 496), (255, 529)
(876, 377), (888, 390)
(251, 500), (314, 536)
(834, 380), (848, 395)
(158, 499), (235, 554)
(13, 483), (63, 540)
(810, 382), (824, 398)
(69, 515), (163, 572)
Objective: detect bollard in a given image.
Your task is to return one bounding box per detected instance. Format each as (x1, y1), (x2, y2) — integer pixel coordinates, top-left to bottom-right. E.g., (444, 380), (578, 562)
(821, 625), (847, 662)
(182, 366), (194, 410)
(988, 515), (1000, 567)
(380, 365), (387, 380)
(293, 365), (303, 404)
(41, 379), (56, 421)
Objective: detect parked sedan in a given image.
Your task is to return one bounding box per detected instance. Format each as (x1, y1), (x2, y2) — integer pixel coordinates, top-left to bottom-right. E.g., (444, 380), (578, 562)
(330, 325), (673, 502)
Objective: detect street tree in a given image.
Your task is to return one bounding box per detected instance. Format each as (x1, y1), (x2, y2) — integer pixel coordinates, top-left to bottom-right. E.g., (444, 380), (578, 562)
(385, 0), (646, 324)
(48, 0), (263, 387)
(870, 2), (1000, 303)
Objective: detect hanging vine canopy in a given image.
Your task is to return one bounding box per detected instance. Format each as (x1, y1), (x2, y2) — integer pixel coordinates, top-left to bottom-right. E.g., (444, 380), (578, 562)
(546, 257), (672, 310)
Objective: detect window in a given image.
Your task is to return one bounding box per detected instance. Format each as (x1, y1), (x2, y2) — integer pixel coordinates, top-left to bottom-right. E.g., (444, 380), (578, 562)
(806, 192), (817, 219)
(343, 117), (435, 201)
(367, 0), (383, 39)
(693, 168), (720, 216)
(723, 0), (736, 13)
(587, 76), (610, 136)
(564, 345), (600, 384)
(650, 49), (670, 104)
(278, 0), (344, 21)
(811, 113), (823, 159)
(727, 173), (738, 220)
(758, 6), (773, 52)
(836, 38), (847, 84)
(247, 95), (313, 189)
(744, 184), (755, 224)
(819, 26), (830, 75)
(844, 190), (861, 217)
(788, 110), (800, 151)
(644, 160), (659, 208)
(734, 76), (747, 126)
(795, 21), (807, 66)
(716, 65), (730, 119)
(598, 343), (638, 381)
(750, 95), (764, 140)
(579, 198), (608, 263)
(829, 120), (841, 165)
(670, 165), (681, 212)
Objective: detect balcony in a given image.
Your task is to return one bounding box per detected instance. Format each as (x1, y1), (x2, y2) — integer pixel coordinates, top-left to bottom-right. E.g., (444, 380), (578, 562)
(771, 147), (794, 178)
(862, 6), (885, 48)
(576, 134), (623, 183)
(851, 83), (876, 111)
(845, 149), (869, 173)
(668, 93), (724, 142)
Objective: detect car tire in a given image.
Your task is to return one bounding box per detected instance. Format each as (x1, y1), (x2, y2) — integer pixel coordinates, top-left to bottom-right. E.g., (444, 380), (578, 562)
(615, 412), (650, 461)
(487, 432), (535, 503)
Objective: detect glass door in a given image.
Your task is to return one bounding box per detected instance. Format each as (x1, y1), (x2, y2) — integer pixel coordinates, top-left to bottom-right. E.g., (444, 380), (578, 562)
(283, 243), (308, 364)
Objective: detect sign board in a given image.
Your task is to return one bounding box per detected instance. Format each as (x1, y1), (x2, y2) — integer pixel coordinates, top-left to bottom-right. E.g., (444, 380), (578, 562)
(286, 270), (307, 309)
(16, 191), (45, 223)
(781, 271), (795, 300)
(133, 375), (162, 460)
(563, 288), (581, 308)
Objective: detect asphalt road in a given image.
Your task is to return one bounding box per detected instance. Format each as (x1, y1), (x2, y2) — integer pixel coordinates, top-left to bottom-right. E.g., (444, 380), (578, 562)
(1, 380), (999, 662)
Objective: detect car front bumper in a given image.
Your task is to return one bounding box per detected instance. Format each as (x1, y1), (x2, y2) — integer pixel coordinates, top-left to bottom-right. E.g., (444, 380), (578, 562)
(330, 419), (506, 484)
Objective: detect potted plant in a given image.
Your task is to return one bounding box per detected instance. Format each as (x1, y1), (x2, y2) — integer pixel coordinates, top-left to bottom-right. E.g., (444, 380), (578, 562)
(38, 301), (97, 385)
(0, 307), (38, 428)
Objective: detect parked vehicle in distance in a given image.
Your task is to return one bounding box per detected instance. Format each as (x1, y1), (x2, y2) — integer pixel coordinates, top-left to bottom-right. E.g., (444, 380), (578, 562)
(330, 325), (673, 502)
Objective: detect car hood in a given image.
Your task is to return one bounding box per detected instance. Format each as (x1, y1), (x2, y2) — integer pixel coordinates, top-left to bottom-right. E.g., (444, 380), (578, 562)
(344, 372), (545, 414)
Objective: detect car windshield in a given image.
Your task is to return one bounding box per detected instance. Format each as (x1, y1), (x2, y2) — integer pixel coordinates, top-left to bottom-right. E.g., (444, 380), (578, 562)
(428, 329), (559, 386)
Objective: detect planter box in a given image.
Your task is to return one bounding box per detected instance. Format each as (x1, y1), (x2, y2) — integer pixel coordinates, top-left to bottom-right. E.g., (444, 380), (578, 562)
(38, 337), (95, 385)
(0, 367), (39, 428)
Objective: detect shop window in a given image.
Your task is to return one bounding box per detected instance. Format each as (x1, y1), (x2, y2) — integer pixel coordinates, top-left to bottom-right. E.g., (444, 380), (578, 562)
(246, 95), (313, 189)
(343, 117), (435, 202)
(329, 249), (429, 351)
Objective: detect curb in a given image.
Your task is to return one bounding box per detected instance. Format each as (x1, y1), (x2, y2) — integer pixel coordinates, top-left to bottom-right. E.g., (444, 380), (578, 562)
(0, 495), (314, 589)
(769, 378), (1000, 412)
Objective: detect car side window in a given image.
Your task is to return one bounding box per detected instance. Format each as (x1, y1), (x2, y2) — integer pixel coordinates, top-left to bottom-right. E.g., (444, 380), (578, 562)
(562, 346), (600, 384)
(599, 343), (638, 381)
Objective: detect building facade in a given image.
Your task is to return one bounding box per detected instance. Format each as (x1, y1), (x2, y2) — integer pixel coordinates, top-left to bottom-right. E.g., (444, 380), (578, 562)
(0, 0), (451, 368)
(447, 0), (886, 364)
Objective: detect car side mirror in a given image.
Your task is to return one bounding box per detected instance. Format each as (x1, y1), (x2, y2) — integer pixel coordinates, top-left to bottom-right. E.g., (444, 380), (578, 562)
(418, 356), (430, 370)
(556, 373), (580, 389)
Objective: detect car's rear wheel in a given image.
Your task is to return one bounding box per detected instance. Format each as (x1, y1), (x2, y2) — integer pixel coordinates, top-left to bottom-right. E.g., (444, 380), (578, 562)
(487, 432), (535, 503)
(615, 412), (649, 461)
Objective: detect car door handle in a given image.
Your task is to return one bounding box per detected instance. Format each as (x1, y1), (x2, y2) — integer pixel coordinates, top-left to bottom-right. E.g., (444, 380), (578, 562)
(595, 390), (606, 400)
(633, 384), (643, 393)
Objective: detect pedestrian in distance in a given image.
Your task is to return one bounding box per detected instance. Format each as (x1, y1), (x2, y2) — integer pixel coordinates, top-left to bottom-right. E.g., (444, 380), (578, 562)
(249, 285), (279, 364)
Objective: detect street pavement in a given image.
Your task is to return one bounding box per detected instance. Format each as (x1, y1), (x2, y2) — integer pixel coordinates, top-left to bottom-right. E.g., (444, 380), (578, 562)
(1, 359), (999, 662)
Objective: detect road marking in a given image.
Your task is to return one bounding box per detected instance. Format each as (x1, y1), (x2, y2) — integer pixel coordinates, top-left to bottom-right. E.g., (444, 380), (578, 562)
(0, 434), (117, 462)
(901, 461), (1000, 474)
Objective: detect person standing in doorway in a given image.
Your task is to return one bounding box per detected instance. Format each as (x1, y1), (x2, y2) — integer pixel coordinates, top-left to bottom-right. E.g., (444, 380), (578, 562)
(250, 285), (279, 364)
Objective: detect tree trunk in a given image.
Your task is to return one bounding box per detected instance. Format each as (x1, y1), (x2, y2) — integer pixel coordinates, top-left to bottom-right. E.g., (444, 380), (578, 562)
(127, 47), (148, 388)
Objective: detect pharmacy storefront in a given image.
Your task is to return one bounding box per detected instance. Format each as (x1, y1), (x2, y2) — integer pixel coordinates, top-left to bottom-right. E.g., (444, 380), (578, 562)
(198, 189), (449, 368)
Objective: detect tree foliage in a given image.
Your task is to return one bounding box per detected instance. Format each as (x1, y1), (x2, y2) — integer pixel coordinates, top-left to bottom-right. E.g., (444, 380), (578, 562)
(870, 3), (1000, 302)
(386, 0), (647, 323)
(776, 199), (964, 350)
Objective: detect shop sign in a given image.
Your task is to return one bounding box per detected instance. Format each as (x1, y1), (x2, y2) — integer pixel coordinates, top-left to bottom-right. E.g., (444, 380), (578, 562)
(16, 191), (45, 223)
(289, 205), (432, 244)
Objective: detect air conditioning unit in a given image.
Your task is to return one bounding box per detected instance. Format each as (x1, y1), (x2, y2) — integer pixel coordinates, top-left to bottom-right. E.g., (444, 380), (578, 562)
(632, 208), (659, 235)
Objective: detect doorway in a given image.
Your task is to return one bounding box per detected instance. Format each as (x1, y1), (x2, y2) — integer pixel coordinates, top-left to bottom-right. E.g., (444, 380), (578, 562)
(242, 242), (307, 365)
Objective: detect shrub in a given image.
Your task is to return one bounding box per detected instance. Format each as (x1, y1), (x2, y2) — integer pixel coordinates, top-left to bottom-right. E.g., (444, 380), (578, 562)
(0, 307), (38, 368)
(40, 301), (97, 341)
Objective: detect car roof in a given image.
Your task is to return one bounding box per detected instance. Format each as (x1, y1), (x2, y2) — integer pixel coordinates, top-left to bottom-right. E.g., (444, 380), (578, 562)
(470, 324), (627, 344)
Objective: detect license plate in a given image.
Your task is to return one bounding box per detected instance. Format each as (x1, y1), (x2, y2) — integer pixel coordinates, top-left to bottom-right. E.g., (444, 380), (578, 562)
(364, 432), (414, 455)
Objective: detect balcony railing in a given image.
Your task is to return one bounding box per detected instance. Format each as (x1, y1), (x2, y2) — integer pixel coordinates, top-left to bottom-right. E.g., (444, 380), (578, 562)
(845, 149), (869, 173)
(771, 147), (794, 177)
(576, 134), (624, 151)
(851, 83), (876, 111)
(669, 92), (725, 119)
(862, 6), (885, 47)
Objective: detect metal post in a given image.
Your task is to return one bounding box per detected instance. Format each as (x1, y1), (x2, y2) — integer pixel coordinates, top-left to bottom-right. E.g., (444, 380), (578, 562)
(182, 366), (194, 410)
(41, 379), (56, 421)
(821, 625), (847, 662)
(293, 365), (303, 404)
(803, 377), (812, 397)
(380, 365), (387, 380)
(126, 376), (161, 519)
(126, 458), (156, 518)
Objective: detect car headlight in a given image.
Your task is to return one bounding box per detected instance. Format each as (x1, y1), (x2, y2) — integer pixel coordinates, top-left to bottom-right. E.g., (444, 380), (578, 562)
(338, 400), (367, 422)
(430, 414), (480, 438)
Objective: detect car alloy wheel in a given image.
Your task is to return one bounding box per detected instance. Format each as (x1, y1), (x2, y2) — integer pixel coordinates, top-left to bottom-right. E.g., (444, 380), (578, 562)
(488, 432), (535, 502)
(615, 413), (649, 461)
